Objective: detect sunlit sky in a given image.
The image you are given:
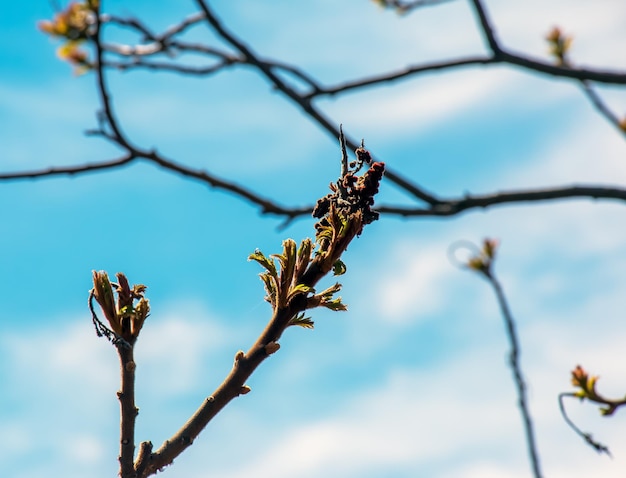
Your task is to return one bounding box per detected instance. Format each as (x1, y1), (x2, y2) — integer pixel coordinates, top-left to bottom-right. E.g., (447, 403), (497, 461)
(2, 1), (626, 477)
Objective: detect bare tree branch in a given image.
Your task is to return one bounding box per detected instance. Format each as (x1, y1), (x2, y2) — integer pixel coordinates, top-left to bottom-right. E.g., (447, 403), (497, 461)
(93, 5), (132, 149)
(376, 0), (457, 13)
(379, 185), (626, 217)
(140, 150), (312, 218)
(469, 0), (626, 84)
(305, 56), (495, 98)
(102, 11), (206, 44)
(17, 1), (626, 221)
(0, 154), (135, 180)
(3, 154), (626, 222)
(156, 11), (206, 42)
(104, 58), (236, 76)
(25, 2), (626, 476)
(559, 392), (611, 456)
(469, 0), (501, 53)
(487, 268), (542, 478)
(0, 149), (311, 219)
(455, 240), (543, 478)
(101, 13), (157, 41)
(133, 143), (386, 477)
(500, 52), (626, 85)
(192, 0), (446, 207)
(307, 52), (626, 101)
(580, 81), (626, 137)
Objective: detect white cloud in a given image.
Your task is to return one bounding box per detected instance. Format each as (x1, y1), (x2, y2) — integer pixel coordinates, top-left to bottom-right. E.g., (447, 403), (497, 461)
(504, 116), (626, 189)
(273, 103), (626, 477)
(3, 2), (626, 478)
(2, 319), (117, 397)
(320, 69), (519, 138)
(440, 463), (530, 478)
(0, 421), (31, 456)
(232, 0), (481, 76)
(0, 304), (231, 478)
(487, 0), (626, 67)
(0, 80), (104, 169)
(312, 0), (626, 142)
(374, 242), (457, 323)
(134, 304), (229, 396)
(214, 329), (626, 478)
(366, 132), (626, 329)
(67, 434), (106, 464)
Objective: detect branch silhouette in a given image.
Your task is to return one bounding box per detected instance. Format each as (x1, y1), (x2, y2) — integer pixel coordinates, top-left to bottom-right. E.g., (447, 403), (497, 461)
(24, 2), (626, 476)
(89, 131), (385, 477)
(19, 0), (626, 220)
(452, 239), (543, 478)
(580, 81), (626, 137)
(22, 0), (626, 220)
(558, 365), (626, 456)
(378, 185), (626, 217)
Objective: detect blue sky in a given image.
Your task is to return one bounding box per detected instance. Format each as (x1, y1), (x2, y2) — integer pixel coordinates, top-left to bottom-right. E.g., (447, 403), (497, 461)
(2, 1), (626, 477)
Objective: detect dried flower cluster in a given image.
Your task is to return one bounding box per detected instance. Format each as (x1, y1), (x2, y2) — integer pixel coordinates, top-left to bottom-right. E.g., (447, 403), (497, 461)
(313, 147), (385, 240)
(249, 141), (385, 329)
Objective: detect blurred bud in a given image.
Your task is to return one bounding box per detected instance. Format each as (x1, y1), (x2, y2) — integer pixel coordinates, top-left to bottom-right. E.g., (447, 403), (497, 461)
(466, 238), (499, 274)
(38, 2), (96, 41)
(571, 365), (598, 399)
(38, 1), (97, 73)
(546, 26), (573, 66)
(483, 238), (499, 259)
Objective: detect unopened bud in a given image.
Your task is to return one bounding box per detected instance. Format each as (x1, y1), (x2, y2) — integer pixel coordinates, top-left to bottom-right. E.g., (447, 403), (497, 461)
(265, 342), (280, 355)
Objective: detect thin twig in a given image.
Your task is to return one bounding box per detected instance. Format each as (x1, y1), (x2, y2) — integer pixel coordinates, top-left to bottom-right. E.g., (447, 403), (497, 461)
(138, 151), (312, 218)
(22, 2), (626, 219)
(192, 0), (442, 204)
(558, 392), (611, 456)
(469, 0), (626, 87)
(469, 0), (501, 53)
(134, 146), (384, 477)
(500, 52), (626, 85)
(101, 14), (157, 41)
(93, 5), (132, 149)
(191, 1), (338, 133)
(305, 56), (494, 98)
(580, 81), (626, 138)
(156, 11), (206, 42)
(379, 0), (456, 13)
(486, 269), (543, 478)
(0, 154), (135, 180)
(3, 156), (626, 221)
(378, 185), (626, 216)
(455, 240), (543, 478)
(104, 58), (236, 76)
